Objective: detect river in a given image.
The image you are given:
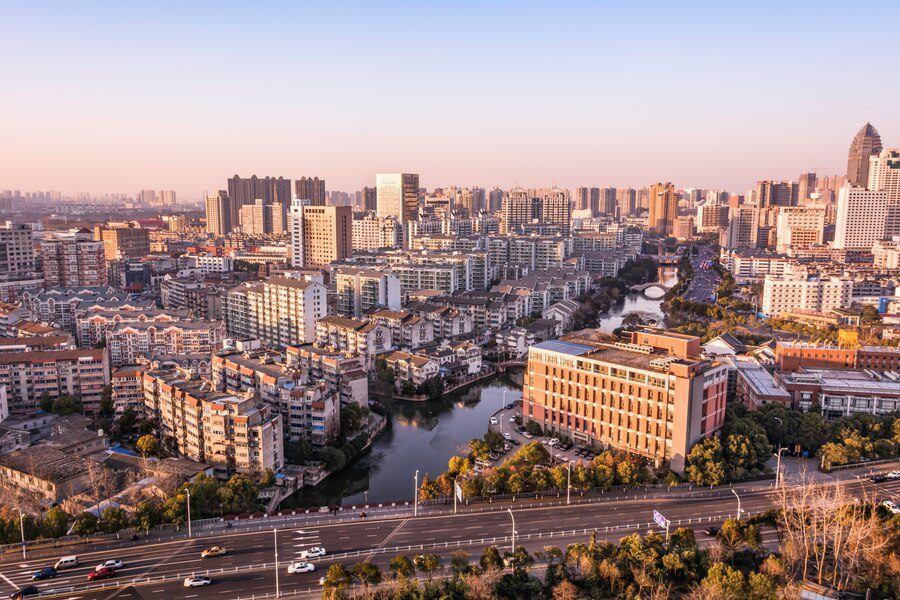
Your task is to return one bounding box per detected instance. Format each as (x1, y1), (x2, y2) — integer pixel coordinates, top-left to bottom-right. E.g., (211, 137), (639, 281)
(281, 266), (677, 508)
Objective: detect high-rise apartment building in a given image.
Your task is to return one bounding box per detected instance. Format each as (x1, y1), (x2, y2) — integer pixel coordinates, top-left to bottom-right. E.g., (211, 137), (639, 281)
(142, 366), (283, 475)
(334, 265), (402, 317)
(224, 277), (327, 348)
(362, 187), (377, 211)
(774, 205), (826, 254)
(846, 122), (883, 188)
(227, 175), (291, 226)
(376, 173), (420, 223)
(725, 205), (759, 249)
(756, 180), (799, 207)
(647, 182), (677, 236)
(522, 330), (727, 472)
(616, 188), (637, 216)
(868, 148), (900, 201)
(288, 202), (352, 269)
(833, 185), (888, 249)
(798, 172), (817, 204)
(294, 176), (326, 206)
(761, 273), (853, 317)
(0, 223), (35, 278)
(599, 188), (617, 215)
(501, 188), (571, 235)
(40, 231), (107, 287)
(93, 224), (151, 260)
(351, 213), (401, 251)
(205, 190), (233, 235)
(239, 199), (286, 235)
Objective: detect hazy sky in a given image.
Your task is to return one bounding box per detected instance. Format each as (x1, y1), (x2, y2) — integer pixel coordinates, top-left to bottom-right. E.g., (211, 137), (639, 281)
(2, 1), (897, 199)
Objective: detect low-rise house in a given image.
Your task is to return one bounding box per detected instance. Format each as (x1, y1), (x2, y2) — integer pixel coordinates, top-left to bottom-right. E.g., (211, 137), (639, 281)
(385, 351), (440, 387)
(369, 309), (434, 349)
(314, 316), (391, 360)
(541, 299), (579, 332)
(0, 445), (104, 503)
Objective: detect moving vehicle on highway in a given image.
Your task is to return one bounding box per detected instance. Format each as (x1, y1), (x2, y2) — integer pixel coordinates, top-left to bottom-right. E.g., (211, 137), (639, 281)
(10, 586), (38, 599)
(887, 470), (900, 479)
(87, 567), (116, 581)
(54, 556), (79, 570)
(30, 567), (56, 580)
(287, 561), (315, 574)
(881, 500), (900, 515)
(298, 546), (326, 559)
(95, 559), (124, 571)
(871, 474), (888, 483)
(184, 575), (212, 587)
(201, 546), (227, 558)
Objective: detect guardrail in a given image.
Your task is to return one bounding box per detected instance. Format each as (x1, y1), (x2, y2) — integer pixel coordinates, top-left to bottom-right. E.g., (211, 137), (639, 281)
(823, 457), (898, 473)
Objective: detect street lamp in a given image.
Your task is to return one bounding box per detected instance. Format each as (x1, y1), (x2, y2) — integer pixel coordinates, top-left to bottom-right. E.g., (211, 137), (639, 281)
(731, 489), (742, 520)
(566, 460), (575, 505)
(507, 508), (516, 553)
(775, 447), (787, 488)
(499, 413), (504, 437)
(12, 508), (25, 559)
(274, 528), (280, 598)
(414, 470), (419, 517)
(186, 490), (192, 538)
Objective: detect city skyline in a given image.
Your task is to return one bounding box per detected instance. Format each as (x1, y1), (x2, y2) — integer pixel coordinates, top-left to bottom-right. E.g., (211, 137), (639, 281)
(3, 2), (898, 198)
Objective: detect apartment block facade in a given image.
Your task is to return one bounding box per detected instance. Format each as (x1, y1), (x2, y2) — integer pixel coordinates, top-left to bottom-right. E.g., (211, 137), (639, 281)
(224, 277), (327, 348)
(0, 348), (110, 413)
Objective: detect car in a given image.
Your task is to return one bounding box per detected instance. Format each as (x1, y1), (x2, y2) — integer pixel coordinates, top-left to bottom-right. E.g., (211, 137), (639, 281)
(703, 527), (720, 536)
(298, 546), (326, 559)
(502, 432), (511, 440)
(10, 587), (38, 599)
(881, 500), (900, 515)
(87, 567), (116, 581)
(489, 417), (498, 425)
(522, 432), (532, 439)
(30, 567), (56, 580)
(887, 470), (900, 479)
(287, 561), (315, 574)
(95, 560), (124, 571)
(547, 439), (559, 447)
(184, 575), (212, 587)
(201, 546), (227, 558)
(871, 475), (888, 483)
(509, 417), (516, 423)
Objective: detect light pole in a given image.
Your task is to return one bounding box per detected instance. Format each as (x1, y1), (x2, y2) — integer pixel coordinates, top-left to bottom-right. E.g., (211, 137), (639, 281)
(274, 528), (280, 598)
(186, 490), (192, 538)
(414, 470), (419, 517)
(566, 460), (575, 505)
(453, 476), (458, 515)
(731, 489), (742, 520)
(507, 508), (516, 553)
(13, 508), (25, 559)
(499, 413), (504, 437)
(775, 447), (787, 488)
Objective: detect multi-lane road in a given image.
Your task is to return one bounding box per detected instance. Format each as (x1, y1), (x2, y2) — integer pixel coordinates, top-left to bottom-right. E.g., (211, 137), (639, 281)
(2, 466), (897, 600)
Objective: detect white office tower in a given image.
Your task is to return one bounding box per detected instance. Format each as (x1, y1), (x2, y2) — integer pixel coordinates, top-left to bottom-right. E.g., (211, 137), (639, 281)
(833, 186), (888, 250)
(289, 197), (307, 267)
(868, 149), (900, 237)
(376, 173), (420, 224)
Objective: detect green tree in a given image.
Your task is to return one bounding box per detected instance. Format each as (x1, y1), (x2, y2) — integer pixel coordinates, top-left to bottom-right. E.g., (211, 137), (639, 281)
(480, 546), (503, 571)
(99, 506), (129, 533)
(468, 439), (491, 462)
(72, 512), (98, 536)
(135, 434), (159, 457)
(685, 436), (727, 485)
(701, 562), (747, 599)
(414, 553), (441, 577)
(52, 394), (83, 415)
(98, 385), (114, 418)
(449, 550), (470, 578)
(352, 561), (381, 589)
(259, 468), (276, 488)
(39, 392), (53, 413)
(42, 506), (70, 538)
(322, 563), (352, 597)
(389, 554), (415, 579)
(132, 501), (161, 533)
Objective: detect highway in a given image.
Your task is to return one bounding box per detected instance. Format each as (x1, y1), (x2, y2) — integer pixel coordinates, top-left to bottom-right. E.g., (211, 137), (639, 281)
(1, 470), (897, 600)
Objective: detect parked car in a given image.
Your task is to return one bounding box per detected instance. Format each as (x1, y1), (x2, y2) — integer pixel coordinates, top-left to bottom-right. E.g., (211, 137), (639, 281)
(502, 432), (512, 440)
(95, 560), (124, 571)
(287, 561), (315, 574)
(30, 567), (56, 581)
(298, 547), (326, 559)
(184, 576), (212, 587)
(87, 567), (116, 581)
(10, 587), (39, 599)
(522, 432), (532, 439)
(201, 546), (226, 558)
(489, 417), (498, 425)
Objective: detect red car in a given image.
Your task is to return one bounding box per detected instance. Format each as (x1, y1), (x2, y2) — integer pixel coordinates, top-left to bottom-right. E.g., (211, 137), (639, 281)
(87, 567), (116, 581)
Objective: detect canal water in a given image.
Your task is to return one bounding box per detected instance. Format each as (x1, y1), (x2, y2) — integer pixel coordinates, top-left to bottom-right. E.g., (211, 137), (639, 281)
(282, 266), (678, 508)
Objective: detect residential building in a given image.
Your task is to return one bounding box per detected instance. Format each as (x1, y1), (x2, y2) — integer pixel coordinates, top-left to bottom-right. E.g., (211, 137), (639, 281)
(775, 205), (826, 254)
(334, 266), (401, 317)
(868, 147), (900, 202)
(40, 230), (107, 287)
(376, 173), (420, 224)
(0, 348), (110, 413)
(846, 122), (882, 188)
(285, 345), (368, 407)
(384, 351), (440, 387)
(833, 186), (888, 249)
(724, 205), (759, 249)
(761, 274), (853, 317)
(142, 366), (284, 475)
(239, 199), (286, 235)
(756, 180), (799, 207)
(76, 307), (190, 348)
(501, 188), (571, 236)
(0, 223), (35, 277)
(289, 203), (352, 269)
(223, 277), (327, 348)
(22, 287), (155, 335)
(369, 308), (434, 349)
(352, 212), (401, 250)
(647, 182), (677, 236)
(205, 191), (233, 235)
(314, 316), (391, 358)
(105, 321), (224, 366)
(522, 330), (728, 472)
(93, 224), (151, 260)
(227, 175), (292, 223)
(111, 365), (145, 415)
(294, 176), (326, 206)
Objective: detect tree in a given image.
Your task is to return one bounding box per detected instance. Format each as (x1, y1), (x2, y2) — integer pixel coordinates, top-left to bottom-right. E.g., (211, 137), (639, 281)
(685, 437), (727, 486)
(52, 394), (83, 415)
(419, 474), (440, 500)
(118, 408), (139, 439)
(322, 563), (352, 598)
(259, 468), (276, 488)
(98, 385), (114, 418)
(414, 553), (441, 578)
(480, 546), (503, 571)
(468, 439), (491, 462)
(449, 550), (470, 578)
(701, 562), (747, 599)
(42, 506), (70, 538)
(132, 501), (160, 533)
(135, 434), (159, 457)
(552, 580), (581, 600)
(341, 402), (367, 435)
(72, 512), (98, 536)
(99, 506), (129, 533)
(39, 392), (53, 413)
(352, 561), (381, 590)
(389, 554), (415, 579)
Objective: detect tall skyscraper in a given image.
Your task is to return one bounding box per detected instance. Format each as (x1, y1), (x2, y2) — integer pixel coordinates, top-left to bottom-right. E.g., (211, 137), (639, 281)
(227, 175), (292, 224)
(205, 190), (233, 235)
(501, 188), (571, 235)
(833, 185), (888, 249)
(488, 187), (504, 212)
(725, 205), (759, 249)
(294, 177), (326, 206)
(616, 188), (636, 216)
(846, 122), (883, 188)
(289, 201), (353, 269)
(599, 187), (617, 214)
(647, 182), (677, 236)
(756, 180), (799, 207)
(868, 148), (900, 201)
(797, 172), (816, 204)
(376, 173), (420, 223)
(362, 186), (377, 211)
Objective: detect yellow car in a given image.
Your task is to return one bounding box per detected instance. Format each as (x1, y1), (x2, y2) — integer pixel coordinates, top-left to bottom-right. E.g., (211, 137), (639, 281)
(201, 546), (226, 558)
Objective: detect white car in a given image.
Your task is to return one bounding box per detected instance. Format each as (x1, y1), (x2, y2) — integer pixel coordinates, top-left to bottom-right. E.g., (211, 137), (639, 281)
(887, 470), (900, 480)
(298, 547), (326, 559)
(548, 438), (560, 447)
(489, 417), (498, 425)
(287, 561), (315, 574)
(95, 560), (124, 571)
(502, 432), (511, 440)
(522, 432), (532, 439)
(184, 575), (212, 587)
(509, 417), (516, 423)
(881, 500), (900, 515)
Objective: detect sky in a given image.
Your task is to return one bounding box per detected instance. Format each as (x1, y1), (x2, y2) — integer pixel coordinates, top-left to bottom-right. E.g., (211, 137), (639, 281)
(2, 1), (898, 200)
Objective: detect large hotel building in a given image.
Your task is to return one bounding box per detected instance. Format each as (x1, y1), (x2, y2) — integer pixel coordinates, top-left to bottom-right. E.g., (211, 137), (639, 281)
(523, 330), (727, 472)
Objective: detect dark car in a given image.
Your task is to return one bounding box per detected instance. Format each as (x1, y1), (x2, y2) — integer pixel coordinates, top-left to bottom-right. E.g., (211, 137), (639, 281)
(31, 567), (57, 580)
(870, 474), (888, 483)
(10, 587), (39, 599)
(704, 527), (720, 536)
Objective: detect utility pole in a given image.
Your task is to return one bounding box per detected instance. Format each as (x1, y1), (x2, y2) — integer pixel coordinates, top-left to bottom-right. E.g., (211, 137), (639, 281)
(414, 470), (419, 517)
(507, 508), (516, 553)
(773, 417), (784, 487)
(566, 461), (574, 505)
(13, 508), (25, 559)
(453, 477), (458, 515)
(186, 490), (192, 538)
(274, 528), (280, 598)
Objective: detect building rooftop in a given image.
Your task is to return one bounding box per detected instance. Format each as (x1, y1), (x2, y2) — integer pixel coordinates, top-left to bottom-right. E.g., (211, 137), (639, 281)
(532, 340), (595, 356)
(781, 368), (900, 395)
(0, 348), (106, 365)
(737, 364), (791, 399)
(0, 445), (97, 483)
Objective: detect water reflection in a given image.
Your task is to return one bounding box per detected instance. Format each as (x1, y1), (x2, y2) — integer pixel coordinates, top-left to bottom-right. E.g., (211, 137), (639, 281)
(596, 267), (678, 333)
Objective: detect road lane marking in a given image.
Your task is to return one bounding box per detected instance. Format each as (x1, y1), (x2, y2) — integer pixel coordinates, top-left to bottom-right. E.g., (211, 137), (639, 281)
(0, 571), (15, 588)
(363, 518), (408, 562)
